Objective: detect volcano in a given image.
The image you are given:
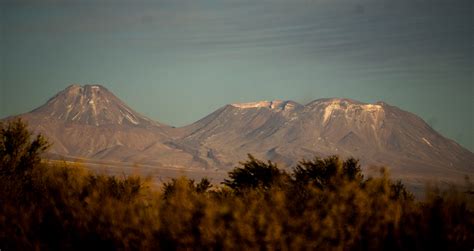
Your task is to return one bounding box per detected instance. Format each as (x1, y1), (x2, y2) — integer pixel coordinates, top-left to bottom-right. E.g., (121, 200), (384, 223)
(10, 84), (209, 168)
(176, 98), (473, 183)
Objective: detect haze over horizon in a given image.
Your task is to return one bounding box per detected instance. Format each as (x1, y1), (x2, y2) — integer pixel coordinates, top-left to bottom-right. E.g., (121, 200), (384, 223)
(1, 0), (473, 151)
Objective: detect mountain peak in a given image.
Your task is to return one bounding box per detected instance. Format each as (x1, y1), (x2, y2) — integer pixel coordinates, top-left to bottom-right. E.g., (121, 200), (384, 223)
(307, 97), (384, 109)
(305, 98), (385, 125)
(230, 100), (302, 111)
(307, 98), (364, 106)
(31, 84), (164, 128)
(65, 83), (107, 91)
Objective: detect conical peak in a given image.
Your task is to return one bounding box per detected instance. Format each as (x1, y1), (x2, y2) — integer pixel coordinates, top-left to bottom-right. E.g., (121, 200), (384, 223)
(32, 84), (164, 128)
(64, 84), (108, 93)
(53, 84), (116, 109)
(61, 84), (107, 98)
(83, 84), (108, 92)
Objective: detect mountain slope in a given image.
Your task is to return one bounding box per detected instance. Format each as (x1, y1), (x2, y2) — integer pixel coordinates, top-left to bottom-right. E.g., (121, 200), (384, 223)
(177, 98), (473, 182)
(9, 84), (208, 168)
(30, 84), (164, 128)
(3, 85), (472, 184)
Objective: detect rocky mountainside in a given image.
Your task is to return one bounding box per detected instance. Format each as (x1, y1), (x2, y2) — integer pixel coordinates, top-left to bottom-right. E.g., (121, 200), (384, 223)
(31, 84), (164, 128)
(4, 85), (473, 184)
(177, 98), (473, 182)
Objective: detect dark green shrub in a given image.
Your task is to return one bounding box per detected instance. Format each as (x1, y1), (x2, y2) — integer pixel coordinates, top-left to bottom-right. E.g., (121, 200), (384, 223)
(292, 155), (364, 189)
(223, 154), (289, 192)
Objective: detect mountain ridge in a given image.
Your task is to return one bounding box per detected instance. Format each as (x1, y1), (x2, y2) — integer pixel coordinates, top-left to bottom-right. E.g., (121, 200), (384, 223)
(3, 84), (473, 185)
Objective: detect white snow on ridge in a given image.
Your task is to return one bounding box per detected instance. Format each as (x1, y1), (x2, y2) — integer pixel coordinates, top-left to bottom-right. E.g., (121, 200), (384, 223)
(125, 114), (139, 125)
(362, 104), (383, 112)
(232, 101), (274, 109)
(422, 137), (433, 147)
(231, 100), (295, 110)
(322, 100), (384, 125)
(270, 100), (285, 109)
(323, 102), (341, 124)
(119, 109), (140, 125)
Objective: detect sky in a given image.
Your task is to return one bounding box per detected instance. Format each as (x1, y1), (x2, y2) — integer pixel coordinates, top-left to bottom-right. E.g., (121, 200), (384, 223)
(1, 0), (473, 151)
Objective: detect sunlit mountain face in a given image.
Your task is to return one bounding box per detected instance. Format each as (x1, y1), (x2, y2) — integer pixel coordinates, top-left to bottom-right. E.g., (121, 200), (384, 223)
(30, 84), (165, 128)
(5, 85), (473, 188)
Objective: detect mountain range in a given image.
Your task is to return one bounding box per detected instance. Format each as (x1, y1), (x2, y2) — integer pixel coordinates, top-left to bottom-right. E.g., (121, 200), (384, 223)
(3, 84), (473, 185)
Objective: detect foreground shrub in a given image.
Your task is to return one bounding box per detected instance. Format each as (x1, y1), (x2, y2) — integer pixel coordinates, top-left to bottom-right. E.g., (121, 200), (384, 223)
(222, 154), (289, 192)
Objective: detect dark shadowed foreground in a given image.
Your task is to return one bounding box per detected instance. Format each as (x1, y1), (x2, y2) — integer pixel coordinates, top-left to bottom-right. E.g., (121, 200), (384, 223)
(1, 120), (473, 250)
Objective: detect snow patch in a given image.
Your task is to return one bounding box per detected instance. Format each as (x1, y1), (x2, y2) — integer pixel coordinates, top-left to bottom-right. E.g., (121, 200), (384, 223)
(361, 104), (383, 112)
(231, 100), (293, 111)
(323, 102), (341, 124)
(322, 100), (384, 125)
(270, 100), (285, 109)
(72, 113), (81, 121)
(232, 101), (273, 109)
(422, 137), (433, 147)
(89, 100), (97, 116)
(64, 105), (73, 119)
(125, 113), (139, 125)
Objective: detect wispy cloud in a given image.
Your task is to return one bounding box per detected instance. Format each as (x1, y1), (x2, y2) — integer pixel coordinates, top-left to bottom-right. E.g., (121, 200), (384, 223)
(1, 0), (473, 150)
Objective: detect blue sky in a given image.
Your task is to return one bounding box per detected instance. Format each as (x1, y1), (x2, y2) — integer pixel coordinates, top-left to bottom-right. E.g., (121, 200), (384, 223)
(1, 0), (473, 151)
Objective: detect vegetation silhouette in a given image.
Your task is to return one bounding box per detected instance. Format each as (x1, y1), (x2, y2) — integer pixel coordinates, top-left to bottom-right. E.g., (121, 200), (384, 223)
(0, 119), (472, 250)
(223, 154), (289, 192)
